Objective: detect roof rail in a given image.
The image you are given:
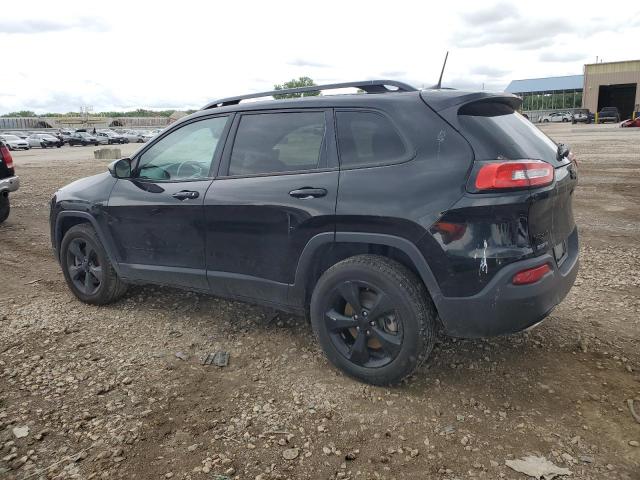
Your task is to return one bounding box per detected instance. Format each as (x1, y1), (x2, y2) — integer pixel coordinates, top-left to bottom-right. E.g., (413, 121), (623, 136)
(202, 80), (417, 110)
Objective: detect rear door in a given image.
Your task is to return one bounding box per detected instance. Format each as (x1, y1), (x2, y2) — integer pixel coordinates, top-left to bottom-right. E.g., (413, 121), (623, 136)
(203, 109), (338, 306)
(106, 115), (231, 290)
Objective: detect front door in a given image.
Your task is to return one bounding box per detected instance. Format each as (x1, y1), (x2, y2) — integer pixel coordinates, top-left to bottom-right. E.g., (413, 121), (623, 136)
(106, 115), (231, 290)
(204, 110), (338, 306)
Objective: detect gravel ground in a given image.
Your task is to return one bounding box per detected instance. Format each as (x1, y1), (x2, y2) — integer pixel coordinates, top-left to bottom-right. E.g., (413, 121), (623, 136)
(0, 124), (639, 480)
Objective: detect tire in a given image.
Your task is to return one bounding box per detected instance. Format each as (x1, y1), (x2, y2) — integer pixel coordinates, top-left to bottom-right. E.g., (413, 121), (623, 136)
(60, 224), (127, 305)
(543, 119), (549, 123)
(0, 194), (10, 224)
(310, 254), (436, 385)
(562, 118), (568, 122)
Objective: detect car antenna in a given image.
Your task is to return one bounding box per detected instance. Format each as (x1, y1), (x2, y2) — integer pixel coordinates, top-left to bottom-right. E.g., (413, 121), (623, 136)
(432, 51), (449, 89)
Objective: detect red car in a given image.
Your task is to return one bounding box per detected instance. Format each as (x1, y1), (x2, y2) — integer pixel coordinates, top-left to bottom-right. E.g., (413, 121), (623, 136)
(621, 117), (640, 128)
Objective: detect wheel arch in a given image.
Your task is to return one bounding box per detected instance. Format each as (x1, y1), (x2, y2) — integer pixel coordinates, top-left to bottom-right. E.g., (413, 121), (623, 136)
(290, 232), (444, 313)
(55, 211), (120, 273)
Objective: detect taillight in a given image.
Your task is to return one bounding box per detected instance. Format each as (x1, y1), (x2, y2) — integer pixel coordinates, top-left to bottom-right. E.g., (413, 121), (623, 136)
(0, 144), (14, 170)
(512, 263), (551, 285)
(474, 160), (554, 191)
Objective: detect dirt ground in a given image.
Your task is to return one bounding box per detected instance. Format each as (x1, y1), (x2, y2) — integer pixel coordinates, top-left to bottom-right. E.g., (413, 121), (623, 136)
(1, 124), (639, 480)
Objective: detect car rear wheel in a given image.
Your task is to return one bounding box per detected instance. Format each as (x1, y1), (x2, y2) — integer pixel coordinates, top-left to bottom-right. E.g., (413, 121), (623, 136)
(310, 255), (436, 385)
(60, 224), (128, 305)
(0, 194), (10, 224)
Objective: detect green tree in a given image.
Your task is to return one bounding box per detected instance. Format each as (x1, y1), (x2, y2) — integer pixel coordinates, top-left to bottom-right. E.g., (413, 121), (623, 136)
(1, 110), (37, 117)
(273, 77), (319, 99)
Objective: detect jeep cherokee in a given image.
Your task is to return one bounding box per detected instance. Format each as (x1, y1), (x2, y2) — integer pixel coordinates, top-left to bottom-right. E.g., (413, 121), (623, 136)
(50, 80), (579, 385)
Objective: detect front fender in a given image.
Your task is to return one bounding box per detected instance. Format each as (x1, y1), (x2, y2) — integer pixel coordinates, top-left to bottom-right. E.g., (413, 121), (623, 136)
(53, 211), (120, 274)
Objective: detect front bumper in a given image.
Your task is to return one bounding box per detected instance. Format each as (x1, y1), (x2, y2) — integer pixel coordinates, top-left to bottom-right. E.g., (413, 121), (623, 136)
(437, 227), (579, 338)
(0, 175), (20, 193)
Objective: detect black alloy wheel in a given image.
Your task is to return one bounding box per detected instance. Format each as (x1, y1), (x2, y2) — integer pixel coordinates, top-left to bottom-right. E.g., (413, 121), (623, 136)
(324, 280), (403, 368)
(310, 255), (436, 385)
(65, 238), (103, 296)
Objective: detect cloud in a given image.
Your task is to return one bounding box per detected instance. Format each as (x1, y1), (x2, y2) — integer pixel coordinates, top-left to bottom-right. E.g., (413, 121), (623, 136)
(286, 58), (329, 68)
(539, 51), (587, 62)
(379, 70), (407, 78)
(460, 3), (518, 24)
(469, 65), (509, 77)
(0, 17), (109, 34)
(443, 76), (505, 91)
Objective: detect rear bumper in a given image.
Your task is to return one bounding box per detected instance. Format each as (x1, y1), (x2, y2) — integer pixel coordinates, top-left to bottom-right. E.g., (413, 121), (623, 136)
(437, 227), (579, 338)
(0, 175), (20, 193)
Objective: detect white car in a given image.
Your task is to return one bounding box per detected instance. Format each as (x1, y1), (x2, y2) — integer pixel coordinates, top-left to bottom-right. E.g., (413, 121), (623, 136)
(27, 133), (62, 148)
(121, 130), (145, 143)
(541, 112), (573, 123)
(0, 134), (30, 150)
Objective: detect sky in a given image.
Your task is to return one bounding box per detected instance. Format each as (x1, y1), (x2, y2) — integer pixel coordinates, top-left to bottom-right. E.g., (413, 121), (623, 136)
(1, 0), (639, 114)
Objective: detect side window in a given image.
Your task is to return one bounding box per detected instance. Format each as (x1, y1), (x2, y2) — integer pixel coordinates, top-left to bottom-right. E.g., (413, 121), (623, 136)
(336, 111), (407, 168)
(135, 116), (228, 181)
(228, 112), (325, 176)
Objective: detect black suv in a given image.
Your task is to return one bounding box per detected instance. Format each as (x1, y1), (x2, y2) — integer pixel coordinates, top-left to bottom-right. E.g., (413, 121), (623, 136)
(598, 107), (621, 123)
(68, 132), (100, 146)
(0, 141), (20, 223)
(49, 80), (579, 385)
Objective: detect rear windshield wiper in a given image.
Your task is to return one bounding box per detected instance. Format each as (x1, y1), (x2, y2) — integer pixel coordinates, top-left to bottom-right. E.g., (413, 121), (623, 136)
(557, 143), (570, 161)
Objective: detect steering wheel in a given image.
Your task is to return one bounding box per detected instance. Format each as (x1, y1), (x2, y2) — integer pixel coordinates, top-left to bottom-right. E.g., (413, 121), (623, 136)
(176, 161), (205, 179)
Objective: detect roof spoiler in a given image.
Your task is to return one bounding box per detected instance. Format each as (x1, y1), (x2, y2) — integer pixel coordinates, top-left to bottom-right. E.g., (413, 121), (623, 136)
(420, 90), (522, 112)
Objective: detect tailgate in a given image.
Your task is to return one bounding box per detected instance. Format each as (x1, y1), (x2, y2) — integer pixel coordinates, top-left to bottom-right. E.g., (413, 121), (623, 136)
(528, 161), (577, 256)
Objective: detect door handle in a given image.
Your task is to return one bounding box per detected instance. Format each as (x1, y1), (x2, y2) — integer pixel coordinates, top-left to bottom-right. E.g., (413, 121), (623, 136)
(172, 190), (199, 200)
(289, 187), (327, 199)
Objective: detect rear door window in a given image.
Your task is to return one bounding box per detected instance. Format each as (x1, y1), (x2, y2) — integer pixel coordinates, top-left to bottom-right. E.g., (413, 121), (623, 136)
(458, 102), (563, 166)
(336, 111), (407, 168)
(228, 112), (326, 176)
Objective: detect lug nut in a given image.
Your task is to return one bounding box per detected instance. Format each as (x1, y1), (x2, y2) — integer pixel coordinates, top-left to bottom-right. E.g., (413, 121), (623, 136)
(362, 311), (368, 317)
(369, 321), (375, 326)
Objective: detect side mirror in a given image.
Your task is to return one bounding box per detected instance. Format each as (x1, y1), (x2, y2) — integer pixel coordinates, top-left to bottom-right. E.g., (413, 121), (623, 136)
(108, 158), (132, 179)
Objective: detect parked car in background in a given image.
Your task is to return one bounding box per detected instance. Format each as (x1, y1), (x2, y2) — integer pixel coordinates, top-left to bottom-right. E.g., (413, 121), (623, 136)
(541, 112), (573, 123)
(4, 131), (30, 139)
(94, 132), (111, 145)
(620, 117), (640, 128)
(27, 133), (62, 148)
(571, 109), (594, 124)
(58, 130), (74, 144)
(0, 134), (30, 150)
(121, 130), (145, 143)
(68, 132), (99, 146)
(0, 140), (20, 223)
(49, 80), (580, 385)
(97, 130), (128, 144)
(598, 107), (621, 123)
(140, 131), (155, 142)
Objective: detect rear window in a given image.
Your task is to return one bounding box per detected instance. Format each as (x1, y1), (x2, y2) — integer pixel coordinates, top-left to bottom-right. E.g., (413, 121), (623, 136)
(458, 102), (561, 165)
(229, 112), (326, 176)
(336, 111), (407, 168)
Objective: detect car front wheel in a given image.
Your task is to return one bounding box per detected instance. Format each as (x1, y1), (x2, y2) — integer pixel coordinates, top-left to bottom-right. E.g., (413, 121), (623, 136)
(60, 224), (127, 305)
(310, 255), (436, 385)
